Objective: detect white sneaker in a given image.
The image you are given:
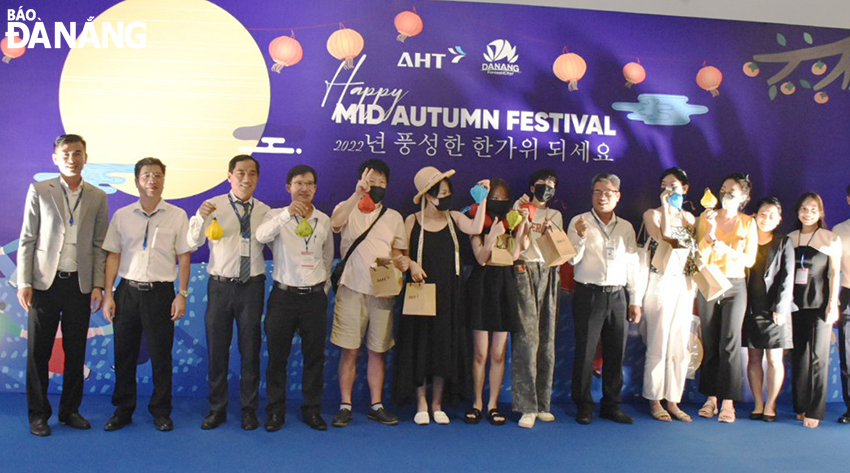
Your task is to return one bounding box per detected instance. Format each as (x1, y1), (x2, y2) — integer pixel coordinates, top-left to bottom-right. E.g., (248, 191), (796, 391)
(433, 411), (450, 425)
(537, 411), (555, 422)
(414, 411), (430, 425)
(518, 413), (537, 429)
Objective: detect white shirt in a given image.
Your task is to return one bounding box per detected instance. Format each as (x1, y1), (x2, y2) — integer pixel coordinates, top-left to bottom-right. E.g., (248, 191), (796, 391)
(57, 178), (83, 272)
(102, 199), (191, 282)
(256, 206), (334, 287)
(334, 204), (407, 296)
(833, 219), (850, 289)
(519, 207), (564, 262)
(187, 192), (269, 278)
(567, 210), (645, 305)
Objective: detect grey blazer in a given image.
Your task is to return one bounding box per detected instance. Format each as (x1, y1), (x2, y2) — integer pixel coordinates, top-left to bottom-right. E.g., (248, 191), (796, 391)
(758, 233), (798, 315)
(17, 178), (109, 293)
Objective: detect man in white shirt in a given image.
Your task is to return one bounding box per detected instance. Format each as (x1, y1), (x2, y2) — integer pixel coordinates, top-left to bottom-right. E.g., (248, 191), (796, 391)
(17, 134), (109, 436)
(834, 184), (850, 424)
(567, 173), (644, 425)
(329, 159), (408, 427)
(102, 158), (191, 432)
(256, 164), (333, 432)
(187, 155), (269, 431)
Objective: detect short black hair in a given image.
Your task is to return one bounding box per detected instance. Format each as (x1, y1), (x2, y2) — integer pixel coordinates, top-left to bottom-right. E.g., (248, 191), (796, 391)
(287, 164), (317, 184)
(755, 196), (782, 216)
(134, 157), (166, 179)
(426, 178), (453, 198)
(660, 167), (688, 187)
(228, 155), (260, 175)
(529, 169), (558, 189)
(54, 134), (86, 151)
(357, 158), (390, 185)
(489, 178), (511, 200)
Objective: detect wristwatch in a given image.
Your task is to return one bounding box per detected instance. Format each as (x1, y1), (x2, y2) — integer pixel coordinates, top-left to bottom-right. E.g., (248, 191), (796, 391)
(178, 289), (189, 298)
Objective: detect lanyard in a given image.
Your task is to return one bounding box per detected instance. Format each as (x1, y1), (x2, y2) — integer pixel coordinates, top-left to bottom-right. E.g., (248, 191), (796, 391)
(61, 185), (83, 226)
(228, 194), (252, 238)
(591, 210), (617, 241)
(798, 228), (819, 267)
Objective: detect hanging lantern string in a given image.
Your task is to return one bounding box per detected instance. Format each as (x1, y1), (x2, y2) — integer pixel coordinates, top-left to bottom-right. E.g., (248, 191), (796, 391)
(246, 1), (433, 32)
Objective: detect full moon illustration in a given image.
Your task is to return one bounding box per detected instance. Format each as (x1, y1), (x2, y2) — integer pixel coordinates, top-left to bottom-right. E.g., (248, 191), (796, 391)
(59, 0), (270, 199)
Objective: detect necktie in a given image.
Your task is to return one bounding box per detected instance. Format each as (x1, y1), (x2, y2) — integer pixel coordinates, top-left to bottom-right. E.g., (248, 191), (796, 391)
(235, 200), (252, 282)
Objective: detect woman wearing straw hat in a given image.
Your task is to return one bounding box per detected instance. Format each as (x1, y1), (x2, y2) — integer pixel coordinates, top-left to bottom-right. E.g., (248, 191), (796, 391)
(393, 166), (490, 425)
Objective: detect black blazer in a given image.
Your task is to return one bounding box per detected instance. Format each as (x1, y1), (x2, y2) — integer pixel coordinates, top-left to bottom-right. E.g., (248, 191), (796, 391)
(748, 233), (797, 315)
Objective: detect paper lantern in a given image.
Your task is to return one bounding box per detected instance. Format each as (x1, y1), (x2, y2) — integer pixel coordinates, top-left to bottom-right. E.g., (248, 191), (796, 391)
(1, 35), (26, 64)
(269, 32), (303, 73)
(327, 24), (364, 70)
(394, 10), (423, 43)
(553, 50), (587, 91)
(623, 61), (646, 88)
(696, 65), (723, 97)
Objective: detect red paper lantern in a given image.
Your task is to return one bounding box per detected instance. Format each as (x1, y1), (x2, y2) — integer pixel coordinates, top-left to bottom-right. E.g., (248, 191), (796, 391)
(269, 32), (303, 73)
(553, 50), (587, 91)
(697, 65), (723, 97)
(327, 24), (364, 70)
(394, 10), (423, 43)
(1, 35), (26, 64)
(623, 61), (646, 88)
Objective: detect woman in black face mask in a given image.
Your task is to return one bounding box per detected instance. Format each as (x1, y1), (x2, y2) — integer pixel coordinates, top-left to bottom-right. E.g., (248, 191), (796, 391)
(393, 167), (491, 425)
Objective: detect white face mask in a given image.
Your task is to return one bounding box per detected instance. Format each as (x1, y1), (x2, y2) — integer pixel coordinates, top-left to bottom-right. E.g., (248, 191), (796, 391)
(721, 193), (739, 210)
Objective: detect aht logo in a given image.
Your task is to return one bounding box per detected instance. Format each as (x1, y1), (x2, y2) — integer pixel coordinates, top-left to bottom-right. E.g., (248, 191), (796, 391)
(397, 46), (466, 69)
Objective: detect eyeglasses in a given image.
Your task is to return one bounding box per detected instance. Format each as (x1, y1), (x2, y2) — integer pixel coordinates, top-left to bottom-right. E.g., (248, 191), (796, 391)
(291, 181), (316, 188)
(139, 172), (164, 181)
(593, 190), (619, 198)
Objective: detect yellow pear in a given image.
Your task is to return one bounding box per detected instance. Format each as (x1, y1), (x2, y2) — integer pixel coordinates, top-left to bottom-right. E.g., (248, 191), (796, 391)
(205, 218), (224, 240)
(701, 188), (718, 209)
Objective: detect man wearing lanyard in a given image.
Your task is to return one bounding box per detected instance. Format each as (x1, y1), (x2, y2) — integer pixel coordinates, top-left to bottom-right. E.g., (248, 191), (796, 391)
(256, 164), (333, 431)
(566, 173), (644, 425)
(834, 184), (850, 424)
(17, 134), (109, 436)
(187, 155), (269, 431)
(102, 157), (191, 432)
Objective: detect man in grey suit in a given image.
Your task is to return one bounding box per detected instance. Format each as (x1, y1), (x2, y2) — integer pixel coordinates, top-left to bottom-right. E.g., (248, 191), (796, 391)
(16, 134), (109, 437)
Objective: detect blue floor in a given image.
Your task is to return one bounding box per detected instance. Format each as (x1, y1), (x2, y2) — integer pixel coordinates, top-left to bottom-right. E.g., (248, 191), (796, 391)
(3, 393), (850, 473)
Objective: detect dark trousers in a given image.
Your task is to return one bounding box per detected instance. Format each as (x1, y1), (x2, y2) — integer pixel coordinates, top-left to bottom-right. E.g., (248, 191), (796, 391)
(26, 273), (91, 423)
(571, 283), (627, 410)
(697, 277), (746, 401)
(838, 287), (850, 412)
(265, 286), (328, 416)
(205, 277), (264, 414)
(112, 281), (175, 419)
(792, 308), (831, 420)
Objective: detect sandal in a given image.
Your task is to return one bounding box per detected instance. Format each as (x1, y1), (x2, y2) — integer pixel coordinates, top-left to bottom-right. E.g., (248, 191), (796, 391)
(802, 417), (820, 428)
(414, 411), (430, 425)
(698, 401), (718, 418)
(464, 408), (482, 425)
(432, 411), (450, 425)
(650, 407), (672, 422)
(487, 408), (506, 426)
(718, 407), (736, 423)
(668, 408), (693, 423)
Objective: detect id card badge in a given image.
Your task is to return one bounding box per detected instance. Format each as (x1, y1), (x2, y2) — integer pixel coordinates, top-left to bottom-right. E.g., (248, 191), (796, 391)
(606, 245), (616, 261)
(301, 250), (317, 269)
(139, 248), (151, 269)
(240, 237), (250, 257)
(65, 223), (77, 244)
(795, 268), (809, 285)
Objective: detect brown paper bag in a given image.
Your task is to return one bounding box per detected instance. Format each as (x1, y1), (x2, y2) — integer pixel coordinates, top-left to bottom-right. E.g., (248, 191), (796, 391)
(402, 283), (437, 316)
(370, 258), (403, 298)
(692, 262), (732, 302)
(651, 239), (690, 275)
(538, 225), (577, 267)
(488, 234), (514, 266)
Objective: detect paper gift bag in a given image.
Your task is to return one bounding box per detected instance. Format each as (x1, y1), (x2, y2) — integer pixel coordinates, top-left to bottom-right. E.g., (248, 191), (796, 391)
(370, 258), (403, 298)
(488, 235), (514, 266)
(402, 283), (437, 316)
(651, 239), (690, 275)
(692, 262), (732, 302)
(538, 225), (577, 267)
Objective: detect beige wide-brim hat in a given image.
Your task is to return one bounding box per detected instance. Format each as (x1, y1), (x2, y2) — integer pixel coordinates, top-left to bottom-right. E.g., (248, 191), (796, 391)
(413, 166), (456, 204)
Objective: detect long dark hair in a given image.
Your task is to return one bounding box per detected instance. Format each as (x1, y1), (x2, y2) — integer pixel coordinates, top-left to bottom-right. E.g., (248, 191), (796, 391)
(794, 192), (826, 230)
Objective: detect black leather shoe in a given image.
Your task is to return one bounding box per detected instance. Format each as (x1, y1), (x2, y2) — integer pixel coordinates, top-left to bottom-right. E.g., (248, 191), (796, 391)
(201, 411), (226, 430)
(576, 407), (593, 425)
(154, 416), (174, 432)
(749, 412), (764, 421)
(265, 413), (285, 432)
(367, 407), (399, 426)
(30, 419), (51, 437)
(600, 408), (633, 424)
(303, 412), (327, 431)
(762, 414), (777, 422)
(104, 414), (132, 431)
(242, 410), (259, 431)
(60, 412), (91, 430)
(331, 408), (352, 427)
(838, 412), (850, 424)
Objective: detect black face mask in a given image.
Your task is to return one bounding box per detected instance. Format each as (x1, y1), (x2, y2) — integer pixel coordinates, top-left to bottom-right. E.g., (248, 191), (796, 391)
(369, 186), (386, 204)
(433, 194), (452, 211)
(487, 199), (511, 218)
(533, 184), (556, 203)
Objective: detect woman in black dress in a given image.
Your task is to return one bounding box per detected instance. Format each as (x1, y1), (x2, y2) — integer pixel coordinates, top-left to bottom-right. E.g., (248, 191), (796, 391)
(743, 198), (796, 422)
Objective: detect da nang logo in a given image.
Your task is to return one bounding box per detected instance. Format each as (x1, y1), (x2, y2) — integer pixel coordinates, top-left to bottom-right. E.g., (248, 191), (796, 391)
(6, 7), (146, 49)
(481, 39), (520, 76)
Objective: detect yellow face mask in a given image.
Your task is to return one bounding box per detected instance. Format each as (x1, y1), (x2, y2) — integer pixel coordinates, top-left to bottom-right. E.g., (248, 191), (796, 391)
(205, 218), (224, 240)
(295, 218), (313, 238)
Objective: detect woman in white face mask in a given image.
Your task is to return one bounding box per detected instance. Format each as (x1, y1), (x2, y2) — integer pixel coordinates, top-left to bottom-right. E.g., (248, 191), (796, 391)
(695, 173), (758, 423)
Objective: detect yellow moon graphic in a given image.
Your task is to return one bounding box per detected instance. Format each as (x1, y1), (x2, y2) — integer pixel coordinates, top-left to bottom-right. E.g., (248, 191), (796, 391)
(59, 0), (270, 199)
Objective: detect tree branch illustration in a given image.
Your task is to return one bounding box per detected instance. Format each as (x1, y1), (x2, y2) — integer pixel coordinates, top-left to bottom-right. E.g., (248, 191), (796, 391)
(752, 36), (850, 91)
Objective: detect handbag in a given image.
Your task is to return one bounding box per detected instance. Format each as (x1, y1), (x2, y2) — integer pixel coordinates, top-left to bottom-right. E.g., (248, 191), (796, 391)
(692, 261), (732, 302)
(537, 223), (577, 267)
(331, 207), (387, 293)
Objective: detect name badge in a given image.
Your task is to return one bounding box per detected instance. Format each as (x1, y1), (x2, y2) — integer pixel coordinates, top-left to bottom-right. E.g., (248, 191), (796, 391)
(65, 223), (77, 244)
(139, 248), (151, 269)
(301, 250), (317, 269)
(606, 245), (616, 261)
(795, 268), (808, 285)
(240, 238), (250, 257)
